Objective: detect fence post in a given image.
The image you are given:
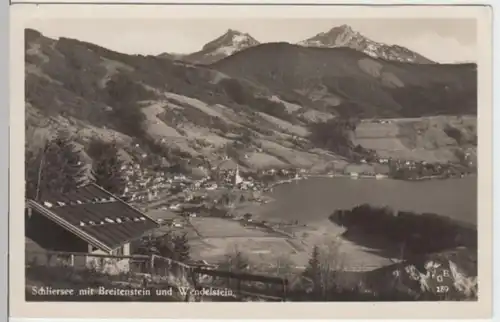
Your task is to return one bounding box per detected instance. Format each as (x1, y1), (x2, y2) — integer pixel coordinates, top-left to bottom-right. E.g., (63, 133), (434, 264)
(237, 277), (242, 297)
(282, 278), (288, 301)
(190, 268), (201, 302)
(149, 255), (155, 275)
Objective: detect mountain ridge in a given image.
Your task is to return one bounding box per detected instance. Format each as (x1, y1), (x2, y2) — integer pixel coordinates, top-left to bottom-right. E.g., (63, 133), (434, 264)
(210, 42), (476, 118)
(297, 24), (435, 64)
(163, 24), (438, 65)
(172, 29), (260, 65)
(25, 28), (477, 177)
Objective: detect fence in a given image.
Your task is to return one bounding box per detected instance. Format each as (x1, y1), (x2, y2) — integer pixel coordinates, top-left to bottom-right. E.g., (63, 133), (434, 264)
(25, 250), (289, 301)
(26, 250), (151, 275)
(193, 266), (289, 301)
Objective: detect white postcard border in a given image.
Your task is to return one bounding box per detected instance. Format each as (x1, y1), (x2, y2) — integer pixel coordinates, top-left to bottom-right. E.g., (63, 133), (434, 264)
(9, 3), (494, 319)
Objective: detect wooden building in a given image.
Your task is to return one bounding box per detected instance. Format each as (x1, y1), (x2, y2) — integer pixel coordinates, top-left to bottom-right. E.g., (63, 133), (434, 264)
(25, 183), (160, 274)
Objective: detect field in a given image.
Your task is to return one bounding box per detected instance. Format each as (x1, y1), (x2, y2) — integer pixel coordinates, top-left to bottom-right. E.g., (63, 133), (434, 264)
(183, 216), (395, 272)
(354, 116), (477, 163)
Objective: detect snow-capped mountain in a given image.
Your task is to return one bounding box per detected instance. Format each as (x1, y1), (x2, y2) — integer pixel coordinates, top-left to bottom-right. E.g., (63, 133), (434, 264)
(181, 29), (260, 65)
(298, 24), (435, 64)
(202, 29), (260, 57)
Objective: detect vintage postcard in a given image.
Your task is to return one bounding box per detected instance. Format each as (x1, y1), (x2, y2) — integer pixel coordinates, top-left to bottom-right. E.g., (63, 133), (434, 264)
(9, 2), (493, 319)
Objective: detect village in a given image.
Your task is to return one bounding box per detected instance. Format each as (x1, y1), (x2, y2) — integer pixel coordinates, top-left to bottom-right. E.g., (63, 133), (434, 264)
(119, 159), (307, 226)
(24, 142), (478, 301)
(103, 146), (475, 268)
(119, 143), (476, 224)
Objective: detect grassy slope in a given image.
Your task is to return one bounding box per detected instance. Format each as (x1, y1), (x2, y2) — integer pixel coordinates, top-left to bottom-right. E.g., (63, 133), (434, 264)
(25, 29), (332, 170)
(25, 30), (477, 172)
(210, 43), (477, 118)
(354, 116), (477, 163)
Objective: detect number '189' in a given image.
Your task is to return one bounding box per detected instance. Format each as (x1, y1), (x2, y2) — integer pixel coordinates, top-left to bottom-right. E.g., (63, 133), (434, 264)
(436, 286), (449, 293)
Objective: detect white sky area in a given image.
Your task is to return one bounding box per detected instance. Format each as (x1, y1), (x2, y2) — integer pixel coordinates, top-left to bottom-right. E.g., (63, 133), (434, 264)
(27, 18), (477, 63)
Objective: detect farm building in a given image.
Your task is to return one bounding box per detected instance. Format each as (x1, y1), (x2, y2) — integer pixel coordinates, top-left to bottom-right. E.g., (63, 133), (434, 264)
(25, 183), (160, 274)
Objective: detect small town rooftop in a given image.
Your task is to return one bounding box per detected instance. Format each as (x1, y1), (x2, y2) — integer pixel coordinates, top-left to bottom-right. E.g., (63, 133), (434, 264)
(26, 183), (160, 253)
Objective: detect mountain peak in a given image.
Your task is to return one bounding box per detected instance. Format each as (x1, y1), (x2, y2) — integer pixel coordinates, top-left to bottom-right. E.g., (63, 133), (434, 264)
(179, 29), (260, 64)
(225, 28), (244, 35)
(299, 24), (358, 49)
(332, 24), (353, 33)
(298, 25), (434, 64)
(201, 29), (258, 52)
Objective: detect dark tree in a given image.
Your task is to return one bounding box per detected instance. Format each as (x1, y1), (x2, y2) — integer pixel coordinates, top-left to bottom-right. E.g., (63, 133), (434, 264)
(25, 147), (42, 200)
(137, 233), (175, 258)
(36, 131), (88, 199)
(136, 235), (161, 256)
(157, 233), (176, 258)
(88, 139), (127, 196)
(303, 245), (321, 283)
(224, 144), (239, 160)
(137, 232), (190, 262)
(232, 251), (249, 272)
(105, 74), (151, 138)
(172, 232), (190, 262)
(225, 249), (249, 272)
(56, 134), (88, 191)
(219, 248), (250, 273)
(221, 193), (230, 205)
(308, 118), (354, 156)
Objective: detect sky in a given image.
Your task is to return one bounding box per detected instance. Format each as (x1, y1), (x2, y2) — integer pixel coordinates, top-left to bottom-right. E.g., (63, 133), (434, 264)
(27, 18), (477, 63)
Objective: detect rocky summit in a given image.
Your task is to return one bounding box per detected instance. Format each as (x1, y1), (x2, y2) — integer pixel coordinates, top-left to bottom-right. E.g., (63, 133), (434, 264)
(298, 24), (435, 64)
(164, 29), (260, 65)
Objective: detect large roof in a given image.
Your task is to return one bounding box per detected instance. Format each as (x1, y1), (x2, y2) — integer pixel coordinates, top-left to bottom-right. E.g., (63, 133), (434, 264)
(27, 183), (159, 252)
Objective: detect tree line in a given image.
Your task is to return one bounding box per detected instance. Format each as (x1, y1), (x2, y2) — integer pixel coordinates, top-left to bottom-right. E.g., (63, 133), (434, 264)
(329, 204), (477, 255)
(25, 130), (128, 200)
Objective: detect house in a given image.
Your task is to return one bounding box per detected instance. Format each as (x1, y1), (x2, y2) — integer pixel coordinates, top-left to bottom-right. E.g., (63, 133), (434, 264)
(349, 172), (359, 179)
(25, 183), (160, 275)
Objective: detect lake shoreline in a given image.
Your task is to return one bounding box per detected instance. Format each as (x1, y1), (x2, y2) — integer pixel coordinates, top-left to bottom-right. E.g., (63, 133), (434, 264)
(266, 173), (477, 193)
(256, 176), (477, 226)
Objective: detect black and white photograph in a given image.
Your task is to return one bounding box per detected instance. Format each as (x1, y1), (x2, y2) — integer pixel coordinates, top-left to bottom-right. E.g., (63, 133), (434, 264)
(13, 4), (492, 316)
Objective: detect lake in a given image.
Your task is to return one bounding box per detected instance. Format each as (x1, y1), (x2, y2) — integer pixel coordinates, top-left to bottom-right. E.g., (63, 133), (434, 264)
(257, 176), (477, 225)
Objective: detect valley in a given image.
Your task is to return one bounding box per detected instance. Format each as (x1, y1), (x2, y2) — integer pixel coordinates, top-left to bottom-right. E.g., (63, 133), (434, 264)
(23, 22), (479, 301)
